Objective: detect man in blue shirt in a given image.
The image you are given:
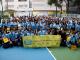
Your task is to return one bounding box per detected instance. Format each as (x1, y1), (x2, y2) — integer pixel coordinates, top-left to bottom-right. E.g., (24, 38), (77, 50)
(9, 31), (17, 46)
(31, 21), (36, 30)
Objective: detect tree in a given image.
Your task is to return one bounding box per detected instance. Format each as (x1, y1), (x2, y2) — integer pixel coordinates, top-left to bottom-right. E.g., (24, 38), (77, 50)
(65, 0), (80, 14)
(48, 0), (64, 17)
(57, 0), (64, 17)
(4, 9), (15, 17)
(48, 0), (58, 17)
(73, 0), (80, 13)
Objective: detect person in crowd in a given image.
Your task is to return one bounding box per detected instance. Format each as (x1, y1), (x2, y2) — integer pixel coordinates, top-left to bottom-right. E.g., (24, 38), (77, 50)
(60, 30), (67, 46)
(2, 34), (13, 48)
(0, 34), (2, 46)
(0, 16), (80, 48)
(9, 31), (17, 46)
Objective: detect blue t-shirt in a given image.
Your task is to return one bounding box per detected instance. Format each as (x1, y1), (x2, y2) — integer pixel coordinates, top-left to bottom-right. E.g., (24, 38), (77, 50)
(50, 24), (53, 28)
(26, 22), (31, 27)
(37, 24), (41, 30)
(7, 23), (11, 27)
(21, 22), (25, 27)
(2, 23), (6, 27)
(75, 24), (79, 31)
(38, 30), (47, 35)
(41, 22), (46, 29)
(0, 23), (2, 27)
(31, 22), (36, 30)
(70, 35), (77, 43)
(10, 22), (17, 27)
(71, 22), (75, 28)
(5, 33), (10, 39)
(53, 23), (56, 28)
(67, 22), (72, 29)
(9, 32), (16, 41)
(56, 24), (60, 29)
(27, 31), (31, 36)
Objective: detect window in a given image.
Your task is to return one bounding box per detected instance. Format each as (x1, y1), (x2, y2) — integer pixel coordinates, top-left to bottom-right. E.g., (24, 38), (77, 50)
(8, 5), (14, 8)
(18, 4), (28, 8)
(5, 0), (14, 2)
(32, 0), (46, 2)
(18, 0), (27, 1)
(6, 5), (14, 9)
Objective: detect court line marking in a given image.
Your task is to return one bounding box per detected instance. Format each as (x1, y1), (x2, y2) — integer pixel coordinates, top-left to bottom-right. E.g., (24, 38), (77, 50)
(46, 47), (56, 60)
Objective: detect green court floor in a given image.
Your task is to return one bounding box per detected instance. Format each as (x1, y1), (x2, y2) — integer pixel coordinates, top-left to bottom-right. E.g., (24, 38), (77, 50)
(49, 47), (80, 60)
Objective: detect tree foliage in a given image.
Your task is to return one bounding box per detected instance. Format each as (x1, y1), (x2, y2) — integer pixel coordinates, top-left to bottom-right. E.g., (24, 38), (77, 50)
(73, 0), (80, 6)
(48, 0), (63, 7)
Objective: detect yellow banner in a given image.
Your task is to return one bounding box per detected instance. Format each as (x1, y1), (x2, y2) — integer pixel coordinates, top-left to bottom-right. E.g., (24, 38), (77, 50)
(22, 35), (61, 48)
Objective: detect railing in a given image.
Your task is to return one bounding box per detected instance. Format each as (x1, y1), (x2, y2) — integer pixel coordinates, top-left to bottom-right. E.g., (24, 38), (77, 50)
(52, 14), (80, 18)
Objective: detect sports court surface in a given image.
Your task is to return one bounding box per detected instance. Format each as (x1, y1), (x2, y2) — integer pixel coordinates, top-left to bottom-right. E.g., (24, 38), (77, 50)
(50, 47), (80, 60)
(0, 47), (56, 60)
(0, 47), (80, 60)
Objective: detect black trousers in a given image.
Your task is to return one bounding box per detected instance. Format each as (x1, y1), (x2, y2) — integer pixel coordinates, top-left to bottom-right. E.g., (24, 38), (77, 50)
(2, 42), (13, 48)
(3, 42), (10, 48)
(0, 40), (2, 46)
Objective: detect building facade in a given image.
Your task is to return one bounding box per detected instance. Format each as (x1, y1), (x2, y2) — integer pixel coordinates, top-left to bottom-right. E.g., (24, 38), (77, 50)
(0, 0), (66, 16)
(32, 0), (66, 16)
(0, 0), (32, 16)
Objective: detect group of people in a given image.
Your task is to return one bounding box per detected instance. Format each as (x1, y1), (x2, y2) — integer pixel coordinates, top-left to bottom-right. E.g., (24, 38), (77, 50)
(0, 16), (80, 48)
